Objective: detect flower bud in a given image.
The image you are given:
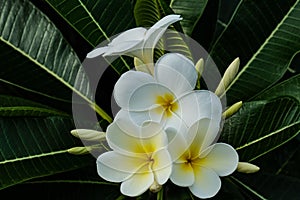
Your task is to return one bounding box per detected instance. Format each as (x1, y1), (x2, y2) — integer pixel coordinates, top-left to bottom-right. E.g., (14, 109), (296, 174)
(195, 58), (204, 89)
(236, 162), (260, 174)
(149, 180), (162, 193)
(67, 146), (93, 155)
(215, 57), (240, 96)
(222, 101), (242, 119)
(195, 58), (204, 77)
(70, 129), (106, 141)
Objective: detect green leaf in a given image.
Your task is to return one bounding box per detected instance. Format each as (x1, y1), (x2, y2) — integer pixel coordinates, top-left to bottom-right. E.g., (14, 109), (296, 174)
(0, 0), (89, 102)
(0, 0), (111, 122)
(1, 180), (120, 199)
(209, 0), (300, 104)
(255, 74), (300, 103)
(134, 0), (160, 27)
(236, 173), (300, 200)
(0, 116), (94, 190)
(250, 138), (300, 176)
(230, 177), (267, 200)
(220, 97), (300, 161)
(211, 0), (240, 44)
(45, 0), (136, 74)
(0, 95), (68, 117)
(170, 0), (208, 35)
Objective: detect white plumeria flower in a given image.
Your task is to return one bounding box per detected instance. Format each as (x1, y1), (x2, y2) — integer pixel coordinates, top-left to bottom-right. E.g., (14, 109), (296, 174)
(87, 15), (182, 74)
(97, 119), (172, 197)
(113, 53), (222, 130)
(168, 118), (239, 199)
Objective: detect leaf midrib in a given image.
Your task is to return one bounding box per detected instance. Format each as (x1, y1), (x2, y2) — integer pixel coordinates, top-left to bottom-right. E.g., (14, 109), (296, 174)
(209, 0), (243, 52)
(0, 149), (68, 165)
(0, 36), (112, 122)
(0, 106), (69, 117)
(236, 121), (300, 151)
(45, 0), (131, 73)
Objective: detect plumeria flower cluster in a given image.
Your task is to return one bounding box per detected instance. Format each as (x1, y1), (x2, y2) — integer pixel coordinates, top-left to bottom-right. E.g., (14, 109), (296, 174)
(74, 15), (242, 199)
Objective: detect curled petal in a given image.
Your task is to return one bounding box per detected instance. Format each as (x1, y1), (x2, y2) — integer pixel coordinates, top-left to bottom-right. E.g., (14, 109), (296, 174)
(170, 163), (194, 187)
(144, 15), (182, 49)
(199, 143), (239, 176)
(109, 27), (146, 46)
(189, 166), (221, 199)
(104, 41), (143, 58)
(114, 71), (155, 109)
(86, 46), (109, 58)
(121, 170), (154, 197)
(104, 27), (146, 57)
(176, 90), (222, 127)
(155, 53), (197, 96)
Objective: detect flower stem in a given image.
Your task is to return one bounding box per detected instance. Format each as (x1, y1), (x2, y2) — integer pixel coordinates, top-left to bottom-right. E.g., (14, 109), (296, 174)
(157, 186), (164, 200)
(90, 102), (112, 123)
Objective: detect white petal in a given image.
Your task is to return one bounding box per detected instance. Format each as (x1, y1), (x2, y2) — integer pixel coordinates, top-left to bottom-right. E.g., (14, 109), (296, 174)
(110, 27), (146, 46)
(176, 90), (222, 127)
(106, 121), (146, 155)
(86, 46), (109, 58)
(104, 41), (143, 57)
(129, 83), (175, 111)
(200, 143), (239, 176)
(144, 15), (182, 49)
(163, 111), (187, 133)
(121, 171), (154, 197)
(114, 109), (162, 127)
(97, 159), (131, 182)
(170, 163), (194, 187)
(140, 123), (169, 153)
(115, 108), (165, 128)
(165, 127), (189, 162)
(103, 27), (146, 57)
(189, 166), (221, 199)
(113, 70), (155, 109)
(141, 121), (164, 138)
(112, 117), (140, 137)
(152, 149), (172, 184)
(97, 152), (144, 182)
(187, 118), (220, 158)
(155, 53), (197, 96)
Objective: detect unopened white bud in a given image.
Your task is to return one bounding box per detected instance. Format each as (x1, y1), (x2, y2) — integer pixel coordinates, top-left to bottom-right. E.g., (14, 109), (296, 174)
(222, 101), (243, 119)
(195, 58), (204, 89)
(215, 57), (240, 96)
(70, 129), (105, 141)
(195, 58), (204, 76)
(67, 146), (93, 155)
(237, 162), (260, 174)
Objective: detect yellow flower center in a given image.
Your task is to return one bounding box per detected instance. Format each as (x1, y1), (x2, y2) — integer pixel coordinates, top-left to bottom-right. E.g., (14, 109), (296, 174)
(155, 93), (178, 118)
